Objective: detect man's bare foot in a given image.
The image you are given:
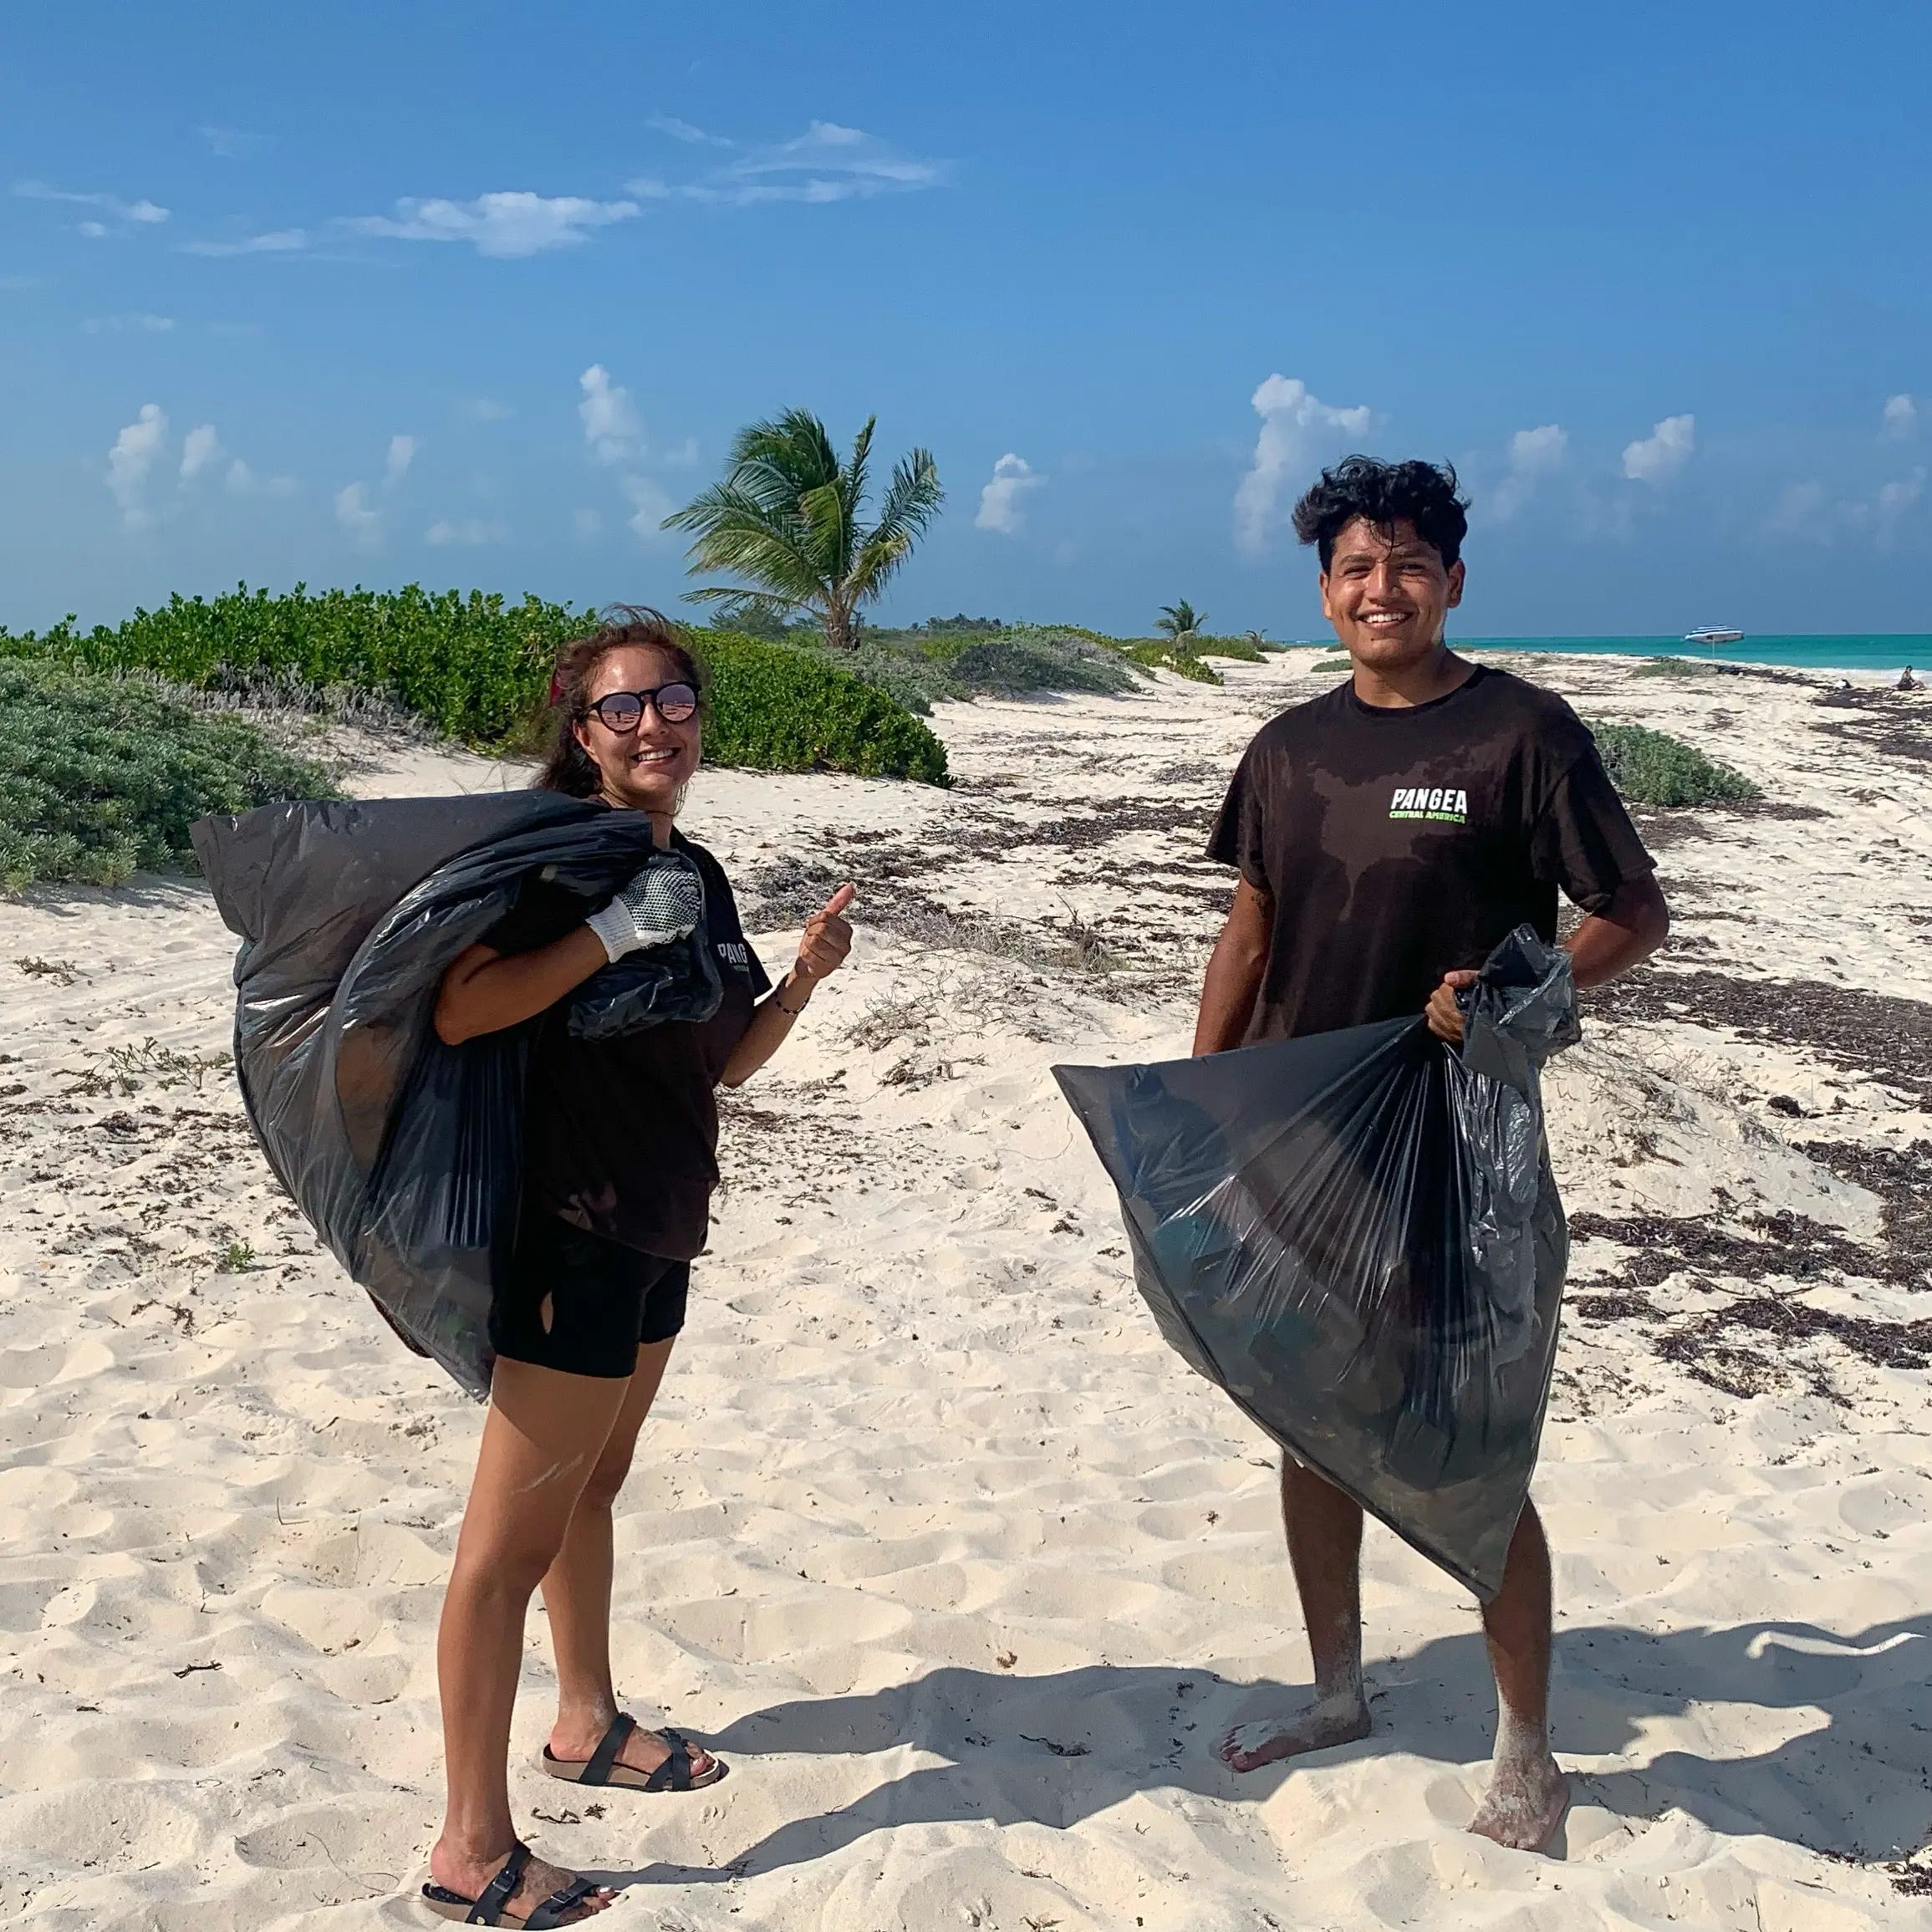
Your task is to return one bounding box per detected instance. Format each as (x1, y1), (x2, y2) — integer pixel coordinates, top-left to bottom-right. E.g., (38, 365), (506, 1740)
(427, 1840), (613, 1922)
(1216, 1692), (1372, 1772)
(1468, 1746), (1569, 1853)
(548, 1715), (718, 1785)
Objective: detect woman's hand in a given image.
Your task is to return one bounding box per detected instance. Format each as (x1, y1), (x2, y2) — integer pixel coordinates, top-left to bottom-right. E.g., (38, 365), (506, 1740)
(721, 884), (858, 1087)
(791, 884), (856, 993)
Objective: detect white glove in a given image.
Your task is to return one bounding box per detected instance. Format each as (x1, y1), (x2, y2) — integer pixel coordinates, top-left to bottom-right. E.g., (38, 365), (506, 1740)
(585, 858), (705, 963)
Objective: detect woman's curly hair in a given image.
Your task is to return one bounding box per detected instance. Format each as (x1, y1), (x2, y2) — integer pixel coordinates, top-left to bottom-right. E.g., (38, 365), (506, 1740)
(534, 604), (706, 798)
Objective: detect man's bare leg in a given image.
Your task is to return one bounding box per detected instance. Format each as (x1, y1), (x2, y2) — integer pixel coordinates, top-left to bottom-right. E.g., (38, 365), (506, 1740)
(1217, 1459), (1374, 1771)
(1468, 1500), (1568, 1852)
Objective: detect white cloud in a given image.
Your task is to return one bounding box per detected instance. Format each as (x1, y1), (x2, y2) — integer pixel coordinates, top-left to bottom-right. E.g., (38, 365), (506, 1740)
(1488, 423), (1568, 522)
(622, 475), (676, 542)
(79, 221), (109, 239)
(385, 434), (417, 485)
(1766, 479), (1827, 537)
(1882, 393), (1918, 441)
(182, 227), (308, 257)
(459, 396), (514, 423)
(1622, 414), (1696, 483)
(344, 192), (639, 258)
(1232, 375), (1374, 557)
(83, 312), (175, 334)
(426, 517), (507, 547)
(223, 459), (298, 497)
(180, 423), (224, 481)
(628, 121), (944, 208)
(334, 481), (381, 544)
(579, 364), (641, 462)
(199, 125), (263, 159)
(1766, 470), (1924, 546)
(975, 452), (1045, 534)
(1876, 467), (1926, 536)
(14, 180), (169, 224)
(661, 436), (701, 468)
(648, 115), (734, 148)
(106, 403), (167, 527)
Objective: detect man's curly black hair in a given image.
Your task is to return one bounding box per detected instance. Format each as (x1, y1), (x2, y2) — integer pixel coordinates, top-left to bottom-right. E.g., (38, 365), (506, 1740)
(1291, 455), (1471, 573)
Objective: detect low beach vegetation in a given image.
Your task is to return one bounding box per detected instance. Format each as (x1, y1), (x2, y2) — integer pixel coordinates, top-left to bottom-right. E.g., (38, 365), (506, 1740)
(2, 584), (952, 786)
(0, 656), (334, 891)
(696, 630), (951, 784)
(1586, 721), (1761, 807)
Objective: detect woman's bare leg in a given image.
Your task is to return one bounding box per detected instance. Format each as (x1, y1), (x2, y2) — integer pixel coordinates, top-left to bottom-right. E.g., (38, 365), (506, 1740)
(539, 1338), (716, 1782)
(428, 1357), (632, 1920)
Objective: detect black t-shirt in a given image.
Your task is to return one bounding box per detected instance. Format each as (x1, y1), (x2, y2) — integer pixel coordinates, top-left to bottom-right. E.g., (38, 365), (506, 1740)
(1206, 664), (1654, 1042)
(482, 826), (771, 1260)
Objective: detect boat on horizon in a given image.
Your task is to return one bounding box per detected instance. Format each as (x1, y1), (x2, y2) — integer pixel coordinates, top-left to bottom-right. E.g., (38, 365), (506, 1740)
(1684, 625), (1745, 645)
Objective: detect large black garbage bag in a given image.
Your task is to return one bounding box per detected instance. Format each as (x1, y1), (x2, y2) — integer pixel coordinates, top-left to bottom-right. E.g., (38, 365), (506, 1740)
(191, 793), (720, 1399)
(1053, 926), (1580, 1599)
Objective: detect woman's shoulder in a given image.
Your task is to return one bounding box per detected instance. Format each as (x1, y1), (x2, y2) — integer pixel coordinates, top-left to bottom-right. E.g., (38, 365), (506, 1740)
(671, 830), (731, 879)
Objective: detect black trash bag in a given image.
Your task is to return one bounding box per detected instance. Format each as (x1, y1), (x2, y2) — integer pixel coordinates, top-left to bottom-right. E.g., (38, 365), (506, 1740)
(191, 793), (721, 1399)
(1053, 925), (1579, 1600)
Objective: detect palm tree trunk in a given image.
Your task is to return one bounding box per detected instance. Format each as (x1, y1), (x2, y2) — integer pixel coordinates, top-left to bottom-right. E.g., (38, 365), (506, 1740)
(822, 596), (857, 650)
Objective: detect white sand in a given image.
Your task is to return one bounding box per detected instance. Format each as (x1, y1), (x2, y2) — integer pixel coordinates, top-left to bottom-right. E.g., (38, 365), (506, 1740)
(2, 654), (1929, 1929)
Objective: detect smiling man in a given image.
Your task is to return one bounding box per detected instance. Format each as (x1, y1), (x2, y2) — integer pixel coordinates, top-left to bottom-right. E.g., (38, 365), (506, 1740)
(1195, 456), (1669, 1853)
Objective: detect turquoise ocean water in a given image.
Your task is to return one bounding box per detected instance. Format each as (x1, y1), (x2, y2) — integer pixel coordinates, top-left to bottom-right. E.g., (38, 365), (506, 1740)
(1447, 635), (1927, 673)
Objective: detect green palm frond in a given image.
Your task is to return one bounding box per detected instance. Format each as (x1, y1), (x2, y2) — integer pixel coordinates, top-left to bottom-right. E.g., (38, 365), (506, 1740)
(1155, 599), (1203, 640)
(665, 409), (942, 645)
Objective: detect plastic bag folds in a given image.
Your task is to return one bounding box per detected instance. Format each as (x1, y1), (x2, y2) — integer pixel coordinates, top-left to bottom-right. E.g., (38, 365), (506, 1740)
(191, 793), (701, 1399)
(1053, 925), (1579, 1600)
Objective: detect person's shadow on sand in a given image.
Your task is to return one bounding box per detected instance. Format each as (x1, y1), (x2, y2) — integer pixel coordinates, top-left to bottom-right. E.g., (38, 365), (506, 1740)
(591, 1613), (1932, 1885)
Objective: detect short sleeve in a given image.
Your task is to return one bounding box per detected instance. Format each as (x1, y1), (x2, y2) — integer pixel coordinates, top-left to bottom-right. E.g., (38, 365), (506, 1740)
(1206, 739), (1273, 892)
(693, 851), (773, 997)
(1529, 745), (1656, 914)
(479, 872), (591, 957)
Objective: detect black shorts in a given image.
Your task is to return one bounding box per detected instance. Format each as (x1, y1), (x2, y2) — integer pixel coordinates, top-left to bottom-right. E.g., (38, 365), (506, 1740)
(491, 1211), (690, 1379)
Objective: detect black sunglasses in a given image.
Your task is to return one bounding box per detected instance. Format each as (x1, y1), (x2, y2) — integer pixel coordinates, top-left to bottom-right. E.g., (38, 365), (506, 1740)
(584, 682), (700, 731)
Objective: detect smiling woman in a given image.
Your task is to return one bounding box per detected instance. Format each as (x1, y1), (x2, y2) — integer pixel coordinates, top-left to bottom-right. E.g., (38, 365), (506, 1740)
(415, 603), (859, 1926)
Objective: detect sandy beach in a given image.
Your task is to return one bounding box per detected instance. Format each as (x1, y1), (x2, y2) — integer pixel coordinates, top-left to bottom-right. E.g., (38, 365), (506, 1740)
(2, 647), (1929, 1930)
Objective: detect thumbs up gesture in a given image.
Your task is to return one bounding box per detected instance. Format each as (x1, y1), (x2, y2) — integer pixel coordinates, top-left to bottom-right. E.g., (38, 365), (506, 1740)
(793, 882), (856, 990)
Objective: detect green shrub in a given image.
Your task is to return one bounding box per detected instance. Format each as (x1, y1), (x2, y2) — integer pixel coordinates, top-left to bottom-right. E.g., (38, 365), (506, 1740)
(1120, 640), (1222, 685)
(0, 659), (336, 891)
(1192, 634), (1267, 663)
(1587, 721), (1761, 807)
(3, 587), (951, 786)
(1632, 655), (1709, 679)
(11, 584), (583, 745)
(942, 634), (1138, 699)
(1312, 656), (1353, 675)
(837, 636), (961, 716)
(696, 632), (950, 785)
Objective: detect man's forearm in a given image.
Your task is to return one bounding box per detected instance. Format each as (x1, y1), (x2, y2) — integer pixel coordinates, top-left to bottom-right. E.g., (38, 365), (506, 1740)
(1193, 940), (1265, 1054)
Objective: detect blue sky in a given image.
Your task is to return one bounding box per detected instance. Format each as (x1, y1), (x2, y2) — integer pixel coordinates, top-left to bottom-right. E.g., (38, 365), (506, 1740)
(3, 0), (1928, 638)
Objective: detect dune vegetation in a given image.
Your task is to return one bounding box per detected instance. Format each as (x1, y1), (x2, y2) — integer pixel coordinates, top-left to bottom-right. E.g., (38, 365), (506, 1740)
(0, 656), (334, 891)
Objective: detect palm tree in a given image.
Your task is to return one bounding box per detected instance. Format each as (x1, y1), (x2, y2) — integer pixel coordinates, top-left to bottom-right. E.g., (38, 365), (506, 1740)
(1155, 599), (1205, 645)
(1242, 628), (1268, 650)
(664, 410), (943, 650)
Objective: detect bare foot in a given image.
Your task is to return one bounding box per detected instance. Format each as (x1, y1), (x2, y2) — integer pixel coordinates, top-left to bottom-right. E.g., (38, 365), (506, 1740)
(548, 1716), (718, 1785)
(427, 1841), (613, 1922)
(1216, 1692), (1372, 1772)
(1468, 1748), (1569, 1853)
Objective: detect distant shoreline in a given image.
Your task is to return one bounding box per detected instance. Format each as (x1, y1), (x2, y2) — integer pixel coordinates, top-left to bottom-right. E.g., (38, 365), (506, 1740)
(1434, 635), (1924, 674)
